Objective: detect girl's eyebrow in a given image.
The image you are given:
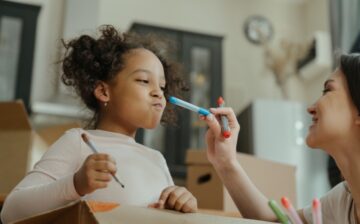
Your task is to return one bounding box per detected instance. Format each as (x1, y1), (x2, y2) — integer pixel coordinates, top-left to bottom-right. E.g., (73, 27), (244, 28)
(323, 79), (335, 88)
(130, 69), (166, 82)
(130, 69), (152, 75)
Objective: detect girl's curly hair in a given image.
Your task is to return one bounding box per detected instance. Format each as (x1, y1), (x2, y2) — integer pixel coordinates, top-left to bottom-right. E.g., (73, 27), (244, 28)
(61, 25), (188, 128)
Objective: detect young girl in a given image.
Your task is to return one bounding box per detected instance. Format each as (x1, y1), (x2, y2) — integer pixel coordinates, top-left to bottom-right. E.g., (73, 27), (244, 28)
(1, 25), (197, 223)
(202, 53), (360, 224)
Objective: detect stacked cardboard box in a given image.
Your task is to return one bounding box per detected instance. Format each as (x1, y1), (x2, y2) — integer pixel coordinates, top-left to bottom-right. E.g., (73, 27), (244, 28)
(186, 149), (296, 213)
(0, 101), (48, 204)
(0, 101), (83, 206)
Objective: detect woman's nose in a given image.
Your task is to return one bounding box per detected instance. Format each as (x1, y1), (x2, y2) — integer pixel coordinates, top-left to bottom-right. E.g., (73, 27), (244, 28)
(307, 104), (316, 115)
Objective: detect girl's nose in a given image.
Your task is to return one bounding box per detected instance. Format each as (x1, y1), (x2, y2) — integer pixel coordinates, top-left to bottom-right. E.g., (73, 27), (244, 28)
(150, 87), (163, 99)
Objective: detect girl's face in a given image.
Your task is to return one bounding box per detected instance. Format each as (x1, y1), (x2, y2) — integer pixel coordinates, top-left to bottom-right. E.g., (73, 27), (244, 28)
(104, 48), (167, 133)
(306, 69), (359, 150)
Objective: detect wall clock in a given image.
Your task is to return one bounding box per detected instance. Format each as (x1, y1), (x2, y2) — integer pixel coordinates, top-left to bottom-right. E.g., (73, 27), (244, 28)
(244, 15), (273, 45)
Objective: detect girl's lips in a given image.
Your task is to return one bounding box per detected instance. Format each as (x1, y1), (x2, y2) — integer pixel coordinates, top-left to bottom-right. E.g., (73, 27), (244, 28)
(152, 103), (164, 110)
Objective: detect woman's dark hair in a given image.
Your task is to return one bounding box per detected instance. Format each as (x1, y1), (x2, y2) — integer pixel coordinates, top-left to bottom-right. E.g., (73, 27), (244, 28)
(340, 53), (360, 114)
(61, 25), (188, 128)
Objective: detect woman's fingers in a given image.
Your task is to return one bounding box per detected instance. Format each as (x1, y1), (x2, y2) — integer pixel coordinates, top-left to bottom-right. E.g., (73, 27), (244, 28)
(203, 113), (222, 137)
(209, 107), (240, 131)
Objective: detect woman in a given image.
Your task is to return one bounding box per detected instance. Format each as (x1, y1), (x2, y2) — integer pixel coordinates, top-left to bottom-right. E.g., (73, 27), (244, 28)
(202, 53), (360, 224)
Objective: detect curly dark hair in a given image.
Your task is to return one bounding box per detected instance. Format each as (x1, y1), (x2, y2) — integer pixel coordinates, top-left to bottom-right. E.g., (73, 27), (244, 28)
(61, 25), (188, 128)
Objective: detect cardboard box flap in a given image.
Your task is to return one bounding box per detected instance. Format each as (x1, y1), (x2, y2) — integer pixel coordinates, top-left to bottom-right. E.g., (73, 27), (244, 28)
(13, 201), (96, 224)
(14, 201), (276, 224)
(0, 101), (31, 131)
(186, 149), (211, 165)
(37, 122), (81, 146)
(186, 149), (297, 171)
(94, 205), (273, 224)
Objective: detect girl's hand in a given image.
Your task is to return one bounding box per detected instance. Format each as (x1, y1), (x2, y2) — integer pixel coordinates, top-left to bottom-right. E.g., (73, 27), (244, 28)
(74, 153), (117, 196)
(148, 186), (197, 213)
(201, 107), (240, 169)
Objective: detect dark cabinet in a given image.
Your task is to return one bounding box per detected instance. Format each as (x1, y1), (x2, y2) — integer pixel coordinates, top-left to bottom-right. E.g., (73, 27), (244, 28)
(130, 23), (223, 178)
(0, 1), (40, 112)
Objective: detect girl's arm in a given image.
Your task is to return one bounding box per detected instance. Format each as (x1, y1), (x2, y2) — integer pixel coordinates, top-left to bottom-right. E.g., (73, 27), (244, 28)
(1, 172), (80, 223)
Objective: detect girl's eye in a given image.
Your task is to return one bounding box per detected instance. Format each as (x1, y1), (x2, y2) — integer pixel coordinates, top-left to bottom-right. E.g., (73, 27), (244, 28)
(136, 79), (149, 84)
(160, 86), (165, 91)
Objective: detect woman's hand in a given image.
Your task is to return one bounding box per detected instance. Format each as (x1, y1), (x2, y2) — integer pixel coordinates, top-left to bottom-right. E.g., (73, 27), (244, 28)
(74, 153), (117, 196)
(201, 107), (240, 169)
(148, 186), (197, 213)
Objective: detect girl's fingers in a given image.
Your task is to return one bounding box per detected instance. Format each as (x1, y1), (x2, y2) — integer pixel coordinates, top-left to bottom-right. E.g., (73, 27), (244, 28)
(159, 186), (187, 209)
(167, 190), (187, 209)
(181, 198), (197, 213)
(148, 200), (165, 209)
(92, 153), (117, 165)
(94, 171), (112, 182)
(159, 186), (177, 203)
(92, 153), (111, 161)
(174, 193), (191, 211)
(93, 161), (117, 173)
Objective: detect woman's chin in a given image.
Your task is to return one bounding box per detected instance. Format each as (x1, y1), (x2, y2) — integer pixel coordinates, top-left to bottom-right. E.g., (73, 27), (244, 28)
(305, 136), (317, 149)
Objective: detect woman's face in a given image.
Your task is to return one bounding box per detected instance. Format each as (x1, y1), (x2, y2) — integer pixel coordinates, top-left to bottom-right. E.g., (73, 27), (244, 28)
(306, 69), (359, 150)
(104, 48), (167, 132)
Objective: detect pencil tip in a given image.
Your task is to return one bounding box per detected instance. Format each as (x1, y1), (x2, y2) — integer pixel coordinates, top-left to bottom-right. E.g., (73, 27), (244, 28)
(81, 133), (89, 143)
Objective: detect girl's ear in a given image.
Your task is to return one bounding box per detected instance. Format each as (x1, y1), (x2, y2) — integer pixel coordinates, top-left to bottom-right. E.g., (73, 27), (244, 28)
(94, 81), (110, 103)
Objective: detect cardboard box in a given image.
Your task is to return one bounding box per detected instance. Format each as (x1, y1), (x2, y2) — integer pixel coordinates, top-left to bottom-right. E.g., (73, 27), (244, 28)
(13, 200), (276, 224)
(186, 150), (296, 212)
(37, 122), (80, 146)
(0, 101), (48, 204)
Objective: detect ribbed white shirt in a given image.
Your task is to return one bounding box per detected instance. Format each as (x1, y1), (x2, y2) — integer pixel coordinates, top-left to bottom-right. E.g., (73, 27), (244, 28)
(1, 128), (173, 223)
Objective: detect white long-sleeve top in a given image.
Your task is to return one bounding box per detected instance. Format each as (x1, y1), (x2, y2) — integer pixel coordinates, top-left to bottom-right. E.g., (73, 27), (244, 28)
(1, 128), (174, 224)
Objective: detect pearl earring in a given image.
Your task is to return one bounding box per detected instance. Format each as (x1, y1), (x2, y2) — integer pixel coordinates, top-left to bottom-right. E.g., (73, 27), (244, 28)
(104, 102), (108, 107)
